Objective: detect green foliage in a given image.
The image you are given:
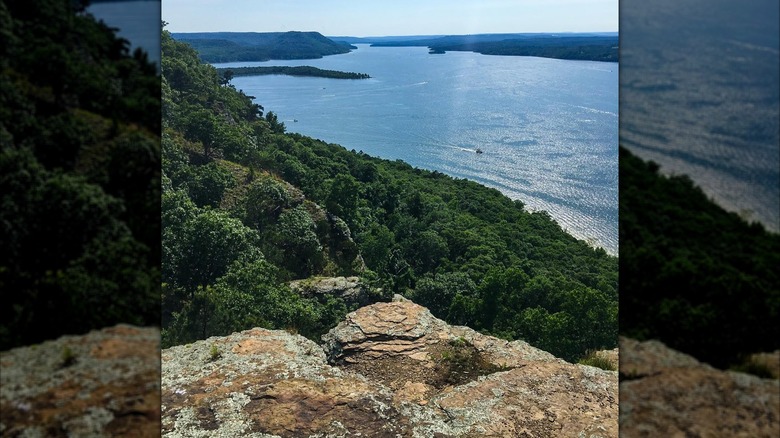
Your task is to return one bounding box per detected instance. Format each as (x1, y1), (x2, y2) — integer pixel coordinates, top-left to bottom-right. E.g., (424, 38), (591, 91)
(188, 162), (236, 208)
(208, 344), (222, 362)
(619, 146), (780, 369)
(372, 34), (619, 62)
(243, 175), (296, 228)
(217, 66), (370, 80)
(174, 31), (355, 63)
(578, 350), (617, 371)
(411, 272), (477, 322)
(60, 345), (77, 368)
(159, 27), (619, 362)
(0, 0), (161, 350)
(165, 208), (262, 292)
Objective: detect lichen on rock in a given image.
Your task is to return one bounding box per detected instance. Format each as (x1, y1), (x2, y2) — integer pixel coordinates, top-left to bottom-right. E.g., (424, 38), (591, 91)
(162, 300), (619, 437)
(0, 325), (160, 438)
(619, 336), (780, 437)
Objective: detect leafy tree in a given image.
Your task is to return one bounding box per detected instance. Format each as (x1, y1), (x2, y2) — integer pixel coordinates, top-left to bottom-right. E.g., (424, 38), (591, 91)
(243, 174), (294, 228)
(411, 272), (477, 320)
(188, 161), (236, 208)
(274, 205), (323, 276)
(167, 209), (262, 293)
(325, 173), (361, 227)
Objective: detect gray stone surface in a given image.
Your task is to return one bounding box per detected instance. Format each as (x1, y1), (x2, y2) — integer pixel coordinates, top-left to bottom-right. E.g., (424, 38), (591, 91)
(619, 336), (780, 437)
(1, 325), (160, 437)
(162, 300), (618, 437)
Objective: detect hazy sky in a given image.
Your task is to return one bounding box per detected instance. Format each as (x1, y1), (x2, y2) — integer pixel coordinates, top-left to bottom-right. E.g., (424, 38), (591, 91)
(163, 0), (618, 36)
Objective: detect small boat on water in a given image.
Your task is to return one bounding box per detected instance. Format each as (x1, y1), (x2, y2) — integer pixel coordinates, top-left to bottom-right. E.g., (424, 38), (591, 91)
(475, 148), (483, 154)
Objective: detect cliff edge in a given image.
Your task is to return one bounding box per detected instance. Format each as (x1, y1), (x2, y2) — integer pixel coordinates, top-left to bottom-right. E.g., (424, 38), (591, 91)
(161, 298), (618, 437)
(0, 325), (160, 437)
(619, 336), (780, 437)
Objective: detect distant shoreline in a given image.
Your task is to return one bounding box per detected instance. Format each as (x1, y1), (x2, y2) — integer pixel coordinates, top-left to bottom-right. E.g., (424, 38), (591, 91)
(174, 31), (618, 63)
(217, 66), (370, 80)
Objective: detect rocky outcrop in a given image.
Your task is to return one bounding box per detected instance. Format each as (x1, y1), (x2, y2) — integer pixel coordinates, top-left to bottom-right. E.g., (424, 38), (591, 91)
(289, 276), (375, 307)
(0, 325), (160, 437)
(619, 337), (780, 437)
(162, 299), (618, 437)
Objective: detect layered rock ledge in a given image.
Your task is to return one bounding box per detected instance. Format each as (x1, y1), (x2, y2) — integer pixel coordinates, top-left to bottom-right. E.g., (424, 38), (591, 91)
(162, 299), (618, 437)
(0, 325), (160, 437)
(619, 336), (780, 437)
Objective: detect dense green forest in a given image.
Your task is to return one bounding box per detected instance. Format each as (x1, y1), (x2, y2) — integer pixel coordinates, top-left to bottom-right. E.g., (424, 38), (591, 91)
(367, 35), (619, 62)
(172, 31), (356, 63)
(217, 66), (370, 81)
(619, 146), (780, 369)
(0, 0), (161, 350)
(161, 25), (618, 363)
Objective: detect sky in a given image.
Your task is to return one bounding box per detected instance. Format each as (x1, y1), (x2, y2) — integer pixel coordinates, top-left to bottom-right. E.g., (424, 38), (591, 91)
(162, 0), (618, 36)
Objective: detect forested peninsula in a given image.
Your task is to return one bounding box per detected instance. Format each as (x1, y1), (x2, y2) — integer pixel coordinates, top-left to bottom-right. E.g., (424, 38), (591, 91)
(619, 146), (780, 372)
(161, 26), (618, 364)
(339, 34), (619, 62)
(172, 31), (356, 63)
(217, 66), (370, 80)
(1, 0), (161, 350)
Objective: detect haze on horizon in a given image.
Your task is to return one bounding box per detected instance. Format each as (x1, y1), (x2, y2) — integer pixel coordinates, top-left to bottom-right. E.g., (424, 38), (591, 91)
(162, 0), (618, 36)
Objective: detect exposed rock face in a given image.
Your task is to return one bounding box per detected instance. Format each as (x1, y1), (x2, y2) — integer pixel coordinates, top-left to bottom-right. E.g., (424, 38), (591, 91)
(289, 276), (375, 306)
(162, 299), (618, 437)
(619, 337), (780, 437)
(0, 325), (160, 437)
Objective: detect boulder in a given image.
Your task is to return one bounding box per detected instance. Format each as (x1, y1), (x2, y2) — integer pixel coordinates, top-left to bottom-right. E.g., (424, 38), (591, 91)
(619, 337), (780, 437)
(289, 276), (375, 306)
(0, 325), (160, 437)
(162, 300), (618, 437)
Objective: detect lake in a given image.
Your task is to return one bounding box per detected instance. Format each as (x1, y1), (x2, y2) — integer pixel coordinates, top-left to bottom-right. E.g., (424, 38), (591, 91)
(620, 0), (780, 232)
(216, 45), (619, 254)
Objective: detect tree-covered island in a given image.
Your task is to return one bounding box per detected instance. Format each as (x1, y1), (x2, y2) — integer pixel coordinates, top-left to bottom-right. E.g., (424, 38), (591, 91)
(217, 66), (370, 81)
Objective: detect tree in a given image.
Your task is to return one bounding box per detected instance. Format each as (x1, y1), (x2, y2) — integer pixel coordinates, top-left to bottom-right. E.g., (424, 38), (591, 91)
(411, 272), (476, 319)
(265, 111), (285, 134)
(274, 205), (323, 276)
(219, 69), (234, 86)
(188, 161), (236, 208)
(183, 108), (220, 157)
(325, 173), (361, 227)
(169, 209), (262, 292)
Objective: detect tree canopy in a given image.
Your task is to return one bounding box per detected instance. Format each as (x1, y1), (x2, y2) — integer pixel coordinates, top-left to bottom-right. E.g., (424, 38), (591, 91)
(619, 146), (780, 369)
(0, 0), (161, 350)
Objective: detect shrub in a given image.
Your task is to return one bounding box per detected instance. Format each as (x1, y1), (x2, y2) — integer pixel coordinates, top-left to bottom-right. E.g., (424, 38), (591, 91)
(578, 350), (617, 371)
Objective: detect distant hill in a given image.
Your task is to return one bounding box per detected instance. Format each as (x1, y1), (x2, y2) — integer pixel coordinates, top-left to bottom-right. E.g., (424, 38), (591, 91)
(331, 33), (617, 45)
(171, 31), (356, 63)
(341, 33), (619, 62)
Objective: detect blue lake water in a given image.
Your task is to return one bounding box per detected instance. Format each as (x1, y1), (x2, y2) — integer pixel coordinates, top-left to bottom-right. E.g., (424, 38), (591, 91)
(216, 46), (619, 254)
(87, 0), (161, 68)
(620, 0), (780, 232)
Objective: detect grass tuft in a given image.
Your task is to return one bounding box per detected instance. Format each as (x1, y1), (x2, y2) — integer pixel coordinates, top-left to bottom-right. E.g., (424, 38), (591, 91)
(578, 350), (616, 371)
